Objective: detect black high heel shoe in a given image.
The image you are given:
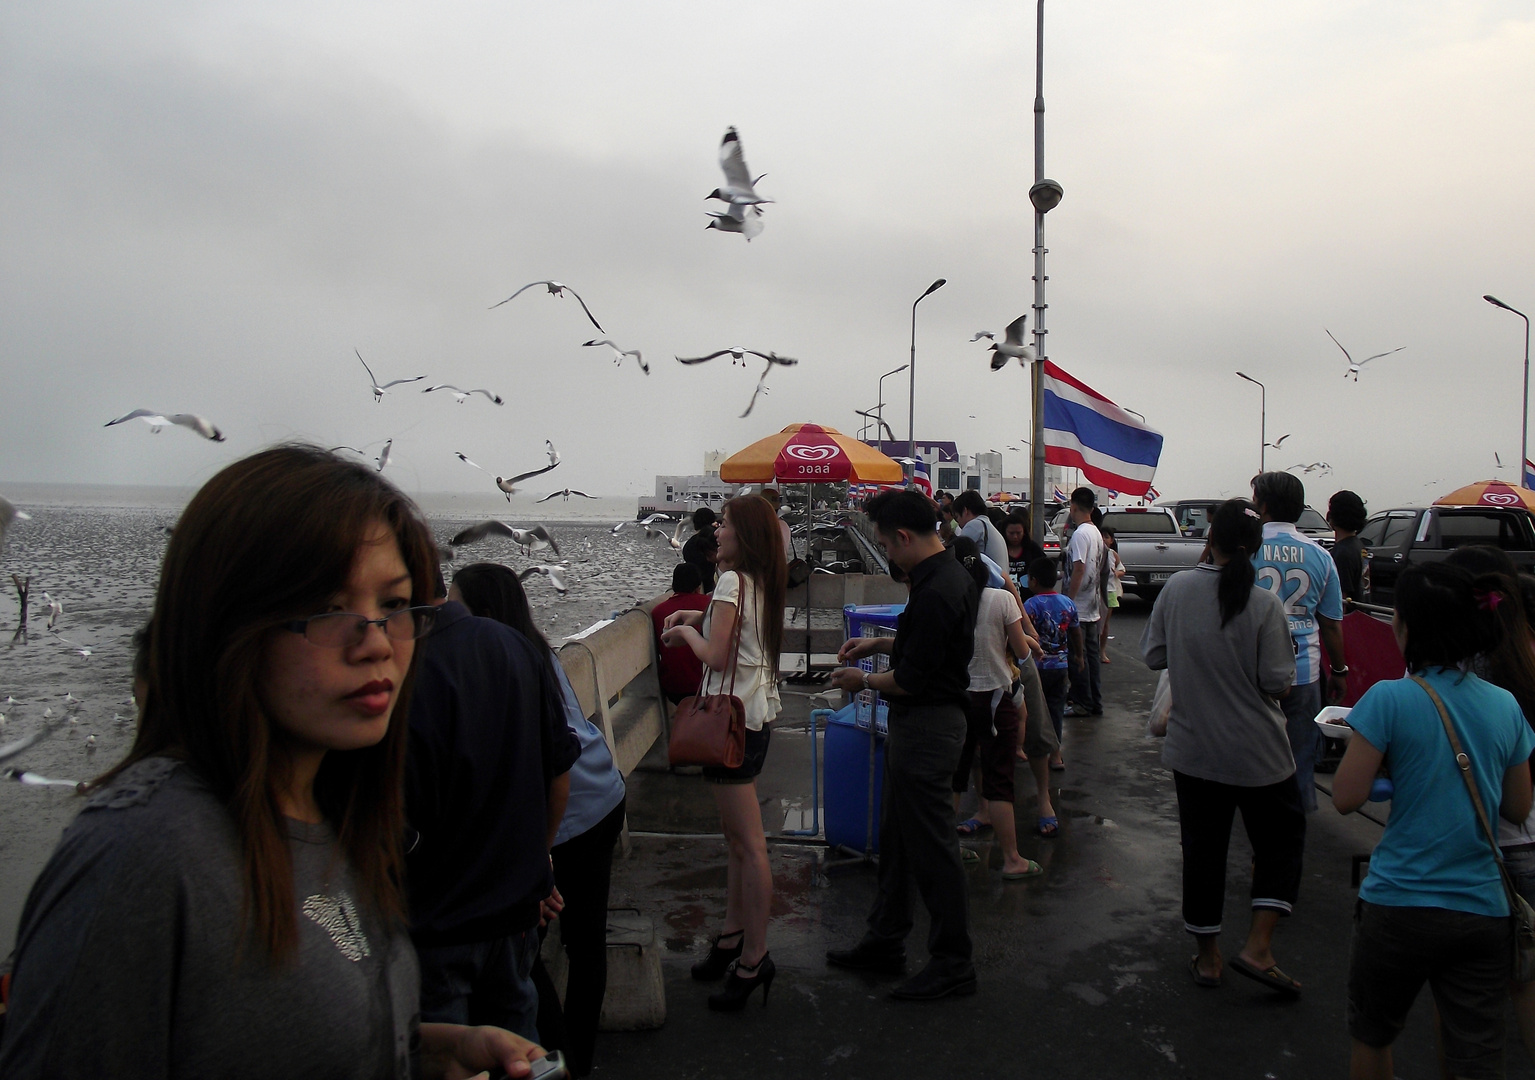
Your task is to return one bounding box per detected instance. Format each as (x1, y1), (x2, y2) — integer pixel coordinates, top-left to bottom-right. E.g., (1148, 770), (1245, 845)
(691, 930), (744, 981)
(707, 953), (776, 1011)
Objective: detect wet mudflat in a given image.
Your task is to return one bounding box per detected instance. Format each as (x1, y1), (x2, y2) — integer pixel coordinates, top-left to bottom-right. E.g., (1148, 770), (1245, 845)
(607, 602), (1535, 1080)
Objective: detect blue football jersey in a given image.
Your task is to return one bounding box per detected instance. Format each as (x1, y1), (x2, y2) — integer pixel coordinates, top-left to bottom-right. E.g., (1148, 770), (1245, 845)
(1251, 522), (1343, 684)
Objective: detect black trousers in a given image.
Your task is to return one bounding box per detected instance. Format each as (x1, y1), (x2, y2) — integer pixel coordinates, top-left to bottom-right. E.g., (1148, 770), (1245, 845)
(531, 797), (626, 1078)
(1172, 771), (1305, 936)
(864, 702), (974, 973)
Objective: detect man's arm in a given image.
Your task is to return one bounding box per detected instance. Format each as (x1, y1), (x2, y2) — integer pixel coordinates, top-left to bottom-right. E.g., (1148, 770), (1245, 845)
(1066, 561), (1086, 601)
(1319, 616), (1347, 704)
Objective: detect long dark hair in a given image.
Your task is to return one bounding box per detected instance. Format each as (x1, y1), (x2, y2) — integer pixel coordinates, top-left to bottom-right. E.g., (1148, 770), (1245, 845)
(451, 562), (551, 655)
(721, 495), (787, 673)
(1445, 548), (1535, 728)
(1208, 499), (1263, 626)
(100, 445), (437, 963)
(1396, 562), (1508, 674)
(952, 535), (990, 594)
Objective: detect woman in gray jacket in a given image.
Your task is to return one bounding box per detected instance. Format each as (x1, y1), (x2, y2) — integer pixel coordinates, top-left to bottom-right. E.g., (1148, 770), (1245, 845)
(1142, 499), (1301, 995)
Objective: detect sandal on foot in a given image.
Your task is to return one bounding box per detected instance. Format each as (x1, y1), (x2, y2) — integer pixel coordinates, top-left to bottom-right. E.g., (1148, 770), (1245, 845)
(1228, 956), (1301, 997)
(960, 847), (982, 864)
(1049, 760), (1066, 772)
(1187, 956), (1221, 988)
(1002, 860), (1044, 880)
(956, 818), (992, 837)
(1035, 816), (1060, 838)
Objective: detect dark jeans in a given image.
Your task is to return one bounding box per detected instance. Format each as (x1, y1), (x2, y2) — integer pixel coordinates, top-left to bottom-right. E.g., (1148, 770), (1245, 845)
(416, 927), (541, 1040)
(1172, 770), (1306, 935)
(530, 798), (626, 1078)
(1348, 900), (1512, 1078)
(1068, 621), (1102, 713)
(863, 702), (973, 974)
(1038, 667), (1069, 743)
(1280, 679), (1323, 813)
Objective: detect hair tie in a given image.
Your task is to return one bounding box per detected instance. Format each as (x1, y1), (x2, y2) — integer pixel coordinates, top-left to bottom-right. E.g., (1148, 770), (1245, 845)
(1475, 588), (1505, 613)
(1243, 508), (1259, 519)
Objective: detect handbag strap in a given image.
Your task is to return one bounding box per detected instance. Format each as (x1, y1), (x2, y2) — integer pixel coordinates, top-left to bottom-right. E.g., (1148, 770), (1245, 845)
(697, 591), (746, 699)
(1410, 674), (1522, 909)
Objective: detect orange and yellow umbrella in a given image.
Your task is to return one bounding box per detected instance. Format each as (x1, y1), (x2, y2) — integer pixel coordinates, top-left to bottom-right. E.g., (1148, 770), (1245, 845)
(1432, 480), (1535, 512)
(719, 424), (906, 485)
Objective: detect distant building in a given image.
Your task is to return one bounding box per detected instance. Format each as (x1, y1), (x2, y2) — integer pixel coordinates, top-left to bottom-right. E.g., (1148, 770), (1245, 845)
(637, 451), (738, 518)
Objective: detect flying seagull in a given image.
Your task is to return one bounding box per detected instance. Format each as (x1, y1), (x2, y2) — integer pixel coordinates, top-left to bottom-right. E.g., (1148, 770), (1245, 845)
(986, 315), (1036, 371)
(582, 339), (648, 375)
(457, 442), (560, 500)
(1325, 329), (1405, 382)
(969, 331), (996, 342)
(706, 200), (765, 241)
(1264, 434), (1293, 449)
(355, 350), (425, 402)
(855, 410), (896, 442)
(105, 410), (225, 442)
(450, 521), (560, 557)
(665, 520), (689, 551)
(612, 513), (673, 535)
(375, 440), (392, 472)
(423, 384), (504, 405)
(674, 348), (797, 417)
(707, 127), (773, 207)
(537, 488), (598, 503)
(0, 496), (31, 549)
(676, 347), (770, 366)
(519, 564), (569, 594)
(489, 281), (604, 332)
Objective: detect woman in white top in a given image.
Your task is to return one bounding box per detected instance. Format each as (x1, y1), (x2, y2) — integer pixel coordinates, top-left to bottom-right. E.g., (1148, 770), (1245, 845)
(1099, 528), (1126, 663)
(949, 537), (1046, 879)
(661, 495), (786, 1011)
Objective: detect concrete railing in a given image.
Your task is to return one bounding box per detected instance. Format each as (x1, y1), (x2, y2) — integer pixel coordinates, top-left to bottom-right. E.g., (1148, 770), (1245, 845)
(556, 608), (670, 779)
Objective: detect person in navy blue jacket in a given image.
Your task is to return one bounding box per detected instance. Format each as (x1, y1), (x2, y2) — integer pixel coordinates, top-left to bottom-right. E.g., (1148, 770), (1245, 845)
(405, 578), (581, 1042)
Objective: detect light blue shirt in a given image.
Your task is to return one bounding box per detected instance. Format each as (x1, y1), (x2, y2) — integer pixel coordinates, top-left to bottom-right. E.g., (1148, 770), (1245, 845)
(551, 659), (627, 847)
(1251, 521), (1343, 685)
(1349, 668), (1535, 917)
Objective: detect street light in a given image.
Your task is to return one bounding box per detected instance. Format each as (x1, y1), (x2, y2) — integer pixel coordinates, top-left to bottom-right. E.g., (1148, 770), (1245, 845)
(1235, 371), (1266, 472)
(908, 279), (946, 460)
(877, 364), (908, 448)
(856, 408), (896, 442)
(1485, 295), (1532, 484)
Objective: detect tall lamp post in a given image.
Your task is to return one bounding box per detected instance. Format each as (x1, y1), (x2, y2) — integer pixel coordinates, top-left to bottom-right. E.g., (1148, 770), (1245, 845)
(1027, 0), (1065, 545)
(1485, 295), (1531, 483)
(878, 364), (908, 448)
(1236, 371), (1266, 473)
(908, 279), (946, 461)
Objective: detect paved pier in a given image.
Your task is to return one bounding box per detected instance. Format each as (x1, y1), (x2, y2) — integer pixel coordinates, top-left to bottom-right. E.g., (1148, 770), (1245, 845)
(608, 602), (1535, 1079)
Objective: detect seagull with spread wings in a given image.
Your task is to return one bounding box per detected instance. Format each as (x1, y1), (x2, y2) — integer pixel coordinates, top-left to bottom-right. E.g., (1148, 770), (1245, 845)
(706, 127), (773, 207)
(0, 496), (32, 550)
(519, 564), (569, 595)
(423, 384), (504, 405)
(105, 410), (225, 442)
(582, 339), (648, 375)
(490, 281), (603, 332)
(455, 442), (560, 500)
(537, 488), (598, 503)
(1325, 329), (1405, 382)
(706, 200), (765, 241)
(985, 315), (1036, 371)
(354, 350), (425, 402)
(450, 521), (560, 557)
(675, 348), (797, 417)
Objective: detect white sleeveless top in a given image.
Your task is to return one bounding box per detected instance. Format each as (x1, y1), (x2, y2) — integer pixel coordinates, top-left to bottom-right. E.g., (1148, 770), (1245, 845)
(701, 570), (782, 731)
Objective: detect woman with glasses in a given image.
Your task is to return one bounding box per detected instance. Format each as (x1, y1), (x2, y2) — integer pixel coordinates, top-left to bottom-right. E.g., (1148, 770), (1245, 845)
(0, 445), (548, 1080)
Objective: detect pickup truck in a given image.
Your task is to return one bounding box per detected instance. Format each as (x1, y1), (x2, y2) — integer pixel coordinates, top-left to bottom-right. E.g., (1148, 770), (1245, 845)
(1046, 506), (1205, 600)
(1359, 505), (1535, 604)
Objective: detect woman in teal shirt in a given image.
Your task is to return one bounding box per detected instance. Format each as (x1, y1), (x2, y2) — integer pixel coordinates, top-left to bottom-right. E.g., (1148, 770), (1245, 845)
(1334, 562), (1535, 1080)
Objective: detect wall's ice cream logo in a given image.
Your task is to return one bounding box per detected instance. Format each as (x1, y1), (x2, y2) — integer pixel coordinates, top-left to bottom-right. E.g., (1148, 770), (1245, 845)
(784, 444), (838, 462)
(1482, 491), (1521, 506)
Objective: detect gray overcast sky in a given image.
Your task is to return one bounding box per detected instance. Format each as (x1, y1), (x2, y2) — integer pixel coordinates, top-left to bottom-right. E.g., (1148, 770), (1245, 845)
(2, 1), (1532, 508)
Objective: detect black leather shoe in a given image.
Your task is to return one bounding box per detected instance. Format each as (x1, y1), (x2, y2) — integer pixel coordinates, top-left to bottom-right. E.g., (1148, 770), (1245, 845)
(707, 953), (776, 1011)
(825, 941), (907, 976)
(889, 964), (978, 1000)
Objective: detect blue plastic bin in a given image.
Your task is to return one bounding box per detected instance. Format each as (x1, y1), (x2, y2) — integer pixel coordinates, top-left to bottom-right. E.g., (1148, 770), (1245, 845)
(824, 703), (884, 854)
(843, 604), (904, 736)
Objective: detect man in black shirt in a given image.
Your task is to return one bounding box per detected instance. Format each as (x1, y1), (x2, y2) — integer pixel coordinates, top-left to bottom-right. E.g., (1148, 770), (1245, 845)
(1327, 489), (1370, 604)
(406, 586), (581, 1039)
(680, 506), (718, 593)
(826, 490), (979, 1000)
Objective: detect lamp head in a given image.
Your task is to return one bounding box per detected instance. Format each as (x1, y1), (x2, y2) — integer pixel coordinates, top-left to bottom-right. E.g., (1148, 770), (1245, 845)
(1029, 179), (1064, 214)
(1236, 371), (1261, 387)
(921, 278), (947, 298)
(1485, 294), (1516, 313)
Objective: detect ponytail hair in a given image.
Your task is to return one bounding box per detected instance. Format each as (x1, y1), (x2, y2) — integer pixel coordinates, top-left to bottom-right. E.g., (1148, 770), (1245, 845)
(1395, 562), (1506, 673)
(1208, 498), (1263, 626)
(952, 535), (990, 593)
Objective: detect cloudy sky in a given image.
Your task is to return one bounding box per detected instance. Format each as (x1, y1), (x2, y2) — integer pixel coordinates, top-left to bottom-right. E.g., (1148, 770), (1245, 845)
(3, 1), (1532, 508)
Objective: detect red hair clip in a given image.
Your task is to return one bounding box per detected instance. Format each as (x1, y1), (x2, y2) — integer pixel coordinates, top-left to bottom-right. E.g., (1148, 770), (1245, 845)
(1475, 589), (1504, 612)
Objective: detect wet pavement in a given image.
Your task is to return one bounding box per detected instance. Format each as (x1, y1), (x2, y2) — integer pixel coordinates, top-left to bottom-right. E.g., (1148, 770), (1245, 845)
(603, 602), (1535, 1079)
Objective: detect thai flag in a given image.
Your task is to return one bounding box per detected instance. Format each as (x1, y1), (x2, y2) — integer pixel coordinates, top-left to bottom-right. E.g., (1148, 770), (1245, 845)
(909, 459), (932, 496)
(1051, 486), (1068, 503)
(1147, 485), (1162, 500)
(1042, 360), (1164, 497)
(1524, 460), (1535, 492)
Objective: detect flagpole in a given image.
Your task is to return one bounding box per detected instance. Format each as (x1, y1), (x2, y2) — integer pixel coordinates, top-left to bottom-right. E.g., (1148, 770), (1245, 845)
(1028, 0), (1063, 544)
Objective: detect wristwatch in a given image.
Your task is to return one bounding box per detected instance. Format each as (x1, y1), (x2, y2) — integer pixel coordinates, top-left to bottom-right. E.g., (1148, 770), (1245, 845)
(861, 669), (871, 692)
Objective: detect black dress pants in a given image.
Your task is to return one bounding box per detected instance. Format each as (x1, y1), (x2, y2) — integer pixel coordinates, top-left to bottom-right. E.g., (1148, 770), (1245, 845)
(864, 702), (974, 974)
(531, 797), (626, 1078)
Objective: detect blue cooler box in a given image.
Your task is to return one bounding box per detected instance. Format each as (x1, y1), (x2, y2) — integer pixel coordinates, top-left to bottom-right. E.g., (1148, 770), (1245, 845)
(843, 604), (905, 736)
(824, 703), (885, 853)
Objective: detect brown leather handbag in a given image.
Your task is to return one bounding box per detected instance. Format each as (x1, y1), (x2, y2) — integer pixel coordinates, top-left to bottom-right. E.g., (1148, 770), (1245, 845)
(668, 603), (747, 769)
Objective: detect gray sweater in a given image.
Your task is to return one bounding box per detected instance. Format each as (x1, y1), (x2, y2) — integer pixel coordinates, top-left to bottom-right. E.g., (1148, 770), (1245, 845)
(0, 757), (418, 1080)
(1141, 564), (1297, 787)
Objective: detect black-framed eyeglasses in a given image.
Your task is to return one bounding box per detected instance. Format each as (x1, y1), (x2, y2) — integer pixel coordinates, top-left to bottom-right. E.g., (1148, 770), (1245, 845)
(283, 606), (438, 648)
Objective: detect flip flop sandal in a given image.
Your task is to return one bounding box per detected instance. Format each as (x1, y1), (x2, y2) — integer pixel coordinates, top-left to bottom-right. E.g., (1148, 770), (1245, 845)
(956, 818), (992, 837)
(960, 847), (982, 864)
(1049, 760), (1066, 772)
(1228, 956), (1301, 997)
(1002, 860), (1044, 880)
(1035, 816), (1060, 838)
(1187, 957), (1221, 988)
